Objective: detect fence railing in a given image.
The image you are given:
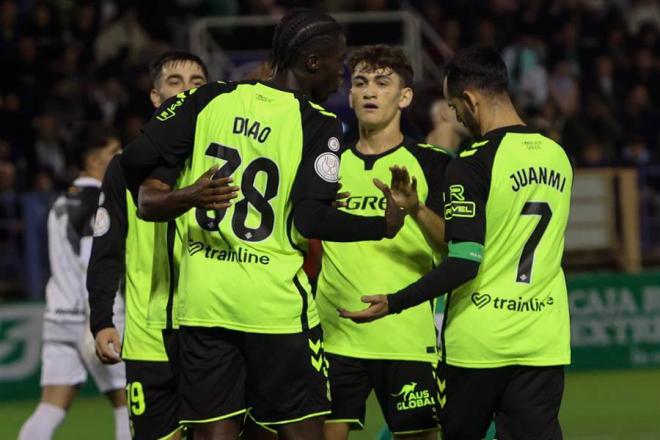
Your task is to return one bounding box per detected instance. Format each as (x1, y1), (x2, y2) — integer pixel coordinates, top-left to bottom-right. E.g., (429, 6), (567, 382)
(189, 10), (448, 83)
(638, 166), (660, 258)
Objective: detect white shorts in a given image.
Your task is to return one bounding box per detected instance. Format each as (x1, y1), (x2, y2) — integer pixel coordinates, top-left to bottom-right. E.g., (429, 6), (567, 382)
(40, 330), (125, 393)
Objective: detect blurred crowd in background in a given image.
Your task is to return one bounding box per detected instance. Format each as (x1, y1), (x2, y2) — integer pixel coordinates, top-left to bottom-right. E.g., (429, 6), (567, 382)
(1, 0), (660, 297)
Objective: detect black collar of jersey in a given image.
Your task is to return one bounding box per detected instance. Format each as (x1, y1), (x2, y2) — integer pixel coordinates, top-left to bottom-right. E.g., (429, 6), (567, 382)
(481, 124), (534, 141)
(350, 135), (418, 171)
(248, 79), (307, 99)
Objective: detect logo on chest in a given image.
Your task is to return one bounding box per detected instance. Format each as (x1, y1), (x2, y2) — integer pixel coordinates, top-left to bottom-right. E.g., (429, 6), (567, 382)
(344, 195), (386, 211)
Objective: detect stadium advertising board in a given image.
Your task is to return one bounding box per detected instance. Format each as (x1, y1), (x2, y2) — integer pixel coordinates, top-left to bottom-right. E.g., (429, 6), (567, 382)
(569, 272), (660, 369)
(1, 272), (659, 400)
(0, 303), (96, 400)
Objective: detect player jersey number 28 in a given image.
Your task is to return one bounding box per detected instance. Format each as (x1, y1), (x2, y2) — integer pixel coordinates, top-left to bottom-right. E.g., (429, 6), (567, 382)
(196, 142), (279, 242)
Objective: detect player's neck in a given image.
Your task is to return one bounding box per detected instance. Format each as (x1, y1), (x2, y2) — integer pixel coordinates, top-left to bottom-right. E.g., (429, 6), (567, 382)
(479, 99), (525, 136)
(427, 125), (461, 151)
(356, 118), (404, 155)
(270, 70), (309, 96)
(79, 169), (102, 182)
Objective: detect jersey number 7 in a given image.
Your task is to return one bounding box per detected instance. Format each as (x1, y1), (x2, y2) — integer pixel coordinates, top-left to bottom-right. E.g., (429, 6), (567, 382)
(196, 143), (280, 242)
(517, 202), (552, 284)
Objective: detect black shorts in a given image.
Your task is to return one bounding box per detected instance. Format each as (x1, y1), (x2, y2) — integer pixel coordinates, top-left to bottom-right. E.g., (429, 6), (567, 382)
(325, 353), (440, 435)
(178, 325), (331, 428)
(162, 328), (180, 377)
(437, 363), (564, 440)
(125, 359), (180, 440)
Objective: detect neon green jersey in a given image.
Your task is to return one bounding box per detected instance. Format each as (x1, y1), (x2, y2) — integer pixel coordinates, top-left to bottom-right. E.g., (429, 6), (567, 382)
(91, 156), (174, 362)
(144, 217), (182, 331)
(137, 81), (343, 333)
(317, 138), (452, 362)
(442, 125), (573, 368)
(122, 194), (171, 361)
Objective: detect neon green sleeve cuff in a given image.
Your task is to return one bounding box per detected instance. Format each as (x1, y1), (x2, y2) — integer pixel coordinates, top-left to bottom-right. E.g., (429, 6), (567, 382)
(448, 241), (484, 263)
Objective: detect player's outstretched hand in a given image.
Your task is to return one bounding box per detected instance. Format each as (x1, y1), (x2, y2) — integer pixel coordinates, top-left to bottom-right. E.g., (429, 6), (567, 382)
(387, 166), (419, 214)
(374, 177), (406, 238)
(332, 181), (351, 209)
(188, 166), (240, 210)
(338, 295), (389, 323)
(95, 327), (122, 364)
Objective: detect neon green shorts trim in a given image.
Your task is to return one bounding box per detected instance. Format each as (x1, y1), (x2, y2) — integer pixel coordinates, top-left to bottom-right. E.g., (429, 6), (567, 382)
(251, 410), (331, 428)
(156, 425), (183, 440)
(180, 408), (247, 425)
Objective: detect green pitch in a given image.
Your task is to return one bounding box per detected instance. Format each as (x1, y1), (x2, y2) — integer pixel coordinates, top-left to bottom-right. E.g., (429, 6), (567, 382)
(2, 369), (659, 439)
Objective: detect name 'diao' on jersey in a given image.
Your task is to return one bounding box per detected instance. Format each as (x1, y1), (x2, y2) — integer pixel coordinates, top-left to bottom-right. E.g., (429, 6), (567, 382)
(233, 116), (272, 143)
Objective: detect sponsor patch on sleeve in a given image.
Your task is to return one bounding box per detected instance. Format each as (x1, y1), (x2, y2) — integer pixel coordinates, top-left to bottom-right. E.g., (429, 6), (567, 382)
(93, 207), (110, 237)
(314, 152), (339, 183)
(327, 137), (340, 151)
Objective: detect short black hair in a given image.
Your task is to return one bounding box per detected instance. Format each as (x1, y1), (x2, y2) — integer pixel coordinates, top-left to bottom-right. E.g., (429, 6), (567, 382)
(74, 124), (119, 169)
(271, 8), (343, 71)
(149, 51), (209, 86)
(444, 45), (509, 99)
(348, 45), (414, 87)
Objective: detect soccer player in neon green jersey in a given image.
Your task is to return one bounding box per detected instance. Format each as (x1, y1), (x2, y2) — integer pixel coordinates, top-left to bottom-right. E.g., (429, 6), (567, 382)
(87, 51), (235, 440)
(342, 45), (572, 440)
(317, 45), (451, 440)
(119, 9), (406, 440)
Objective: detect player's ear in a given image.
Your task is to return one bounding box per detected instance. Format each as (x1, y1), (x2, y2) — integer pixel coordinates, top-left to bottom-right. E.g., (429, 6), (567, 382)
(305, 54), (321, 73)
(348, 89), (354, 109)
(150, 89), (162, 108)
(398, 86), (413, 110)
(462, 90), (478, 114)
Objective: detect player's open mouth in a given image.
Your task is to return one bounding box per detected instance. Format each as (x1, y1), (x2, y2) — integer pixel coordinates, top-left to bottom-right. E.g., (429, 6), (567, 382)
(363, 103), (378, 110)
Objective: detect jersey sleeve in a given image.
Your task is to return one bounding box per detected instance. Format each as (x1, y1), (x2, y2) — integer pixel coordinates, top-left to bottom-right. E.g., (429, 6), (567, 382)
(121, 82), (226, 197)
(443, 156), (489, 245)
(422, 149), (452, 216)
(147, 164), (182, 187)
(290, 109), (342, 203)
(88, 155), (127, 335)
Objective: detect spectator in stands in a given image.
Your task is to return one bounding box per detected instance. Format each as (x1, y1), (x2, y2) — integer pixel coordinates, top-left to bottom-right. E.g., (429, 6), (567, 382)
(94, 8), (153, 66)
(580, 138), (613, 168)
(502, 27), (548, 113)
(625, 46), (660, 103)
(602, 24), (630, 70)
(0, 161), (16, 193)
(92, 78), (129, 127)
(626, 0), (660, 35)
(623, 132), (657, 166)
(548, 59), (579, 116)
(589, 54), (619, 110)
(622, 84), (660, 151)
(24, 3), (59, 46)
(0, 0), (19, 53)
(425, 96), (470, 153)
(31, 112), (68, 188)
(549, 20), (581, 77)
(530, 99), (562, 142)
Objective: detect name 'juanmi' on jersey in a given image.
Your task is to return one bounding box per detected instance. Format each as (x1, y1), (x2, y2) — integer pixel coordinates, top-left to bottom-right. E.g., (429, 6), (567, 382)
(510, 166), (568, 193)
